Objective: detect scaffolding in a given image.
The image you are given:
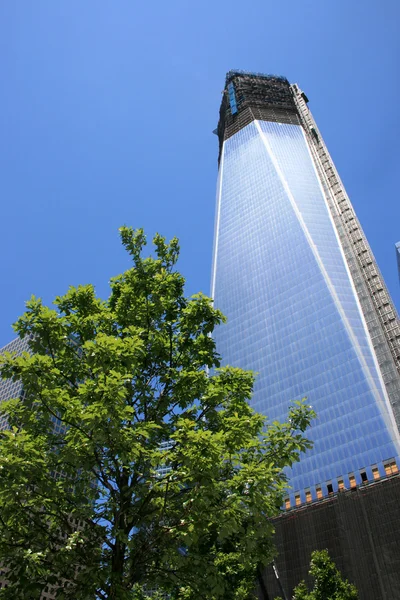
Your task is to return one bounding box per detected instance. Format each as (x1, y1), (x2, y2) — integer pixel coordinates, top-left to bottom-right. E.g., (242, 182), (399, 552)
(217, 72), (299, 163)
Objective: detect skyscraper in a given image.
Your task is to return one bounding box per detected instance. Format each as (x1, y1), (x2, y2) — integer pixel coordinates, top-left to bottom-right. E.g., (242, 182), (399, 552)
(211, 71), (400, 506)
(396, 241), (400, 284)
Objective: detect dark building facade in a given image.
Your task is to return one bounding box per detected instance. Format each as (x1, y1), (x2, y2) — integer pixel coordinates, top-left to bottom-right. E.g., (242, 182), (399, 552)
(259, 473), (400, 600)
(211, 70), (400, 507)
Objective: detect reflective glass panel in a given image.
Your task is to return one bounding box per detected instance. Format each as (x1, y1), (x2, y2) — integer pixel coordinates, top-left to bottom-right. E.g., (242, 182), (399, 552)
(212, 120), (400, 500)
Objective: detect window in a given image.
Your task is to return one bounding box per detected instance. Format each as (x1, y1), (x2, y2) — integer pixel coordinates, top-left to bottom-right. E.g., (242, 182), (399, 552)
(327, 483), (334, 495)
(316, 486), (323, 499)
(360, 470), (368, 483)
(384, 460), (399, 476)
(349, 474), (356, 488)
(284, 497), (291, 510)
(295, 494), (301, 506)
(338, 479), (345, 491)
(305, 490), (312, 503)
(372, 466), (380, 480)
(227, 83), (238, 115)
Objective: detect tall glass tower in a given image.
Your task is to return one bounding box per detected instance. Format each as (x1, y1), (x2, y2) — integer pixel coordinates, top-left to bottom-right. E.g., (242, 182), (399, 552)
(211, 71), (400, 505)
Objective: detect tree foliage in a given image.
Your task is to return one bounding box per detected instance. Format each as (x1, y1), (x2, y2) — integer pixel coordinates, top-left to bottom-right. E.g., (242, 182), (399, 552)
(292, 550), (358, 600)
(0, 228), (315, 599)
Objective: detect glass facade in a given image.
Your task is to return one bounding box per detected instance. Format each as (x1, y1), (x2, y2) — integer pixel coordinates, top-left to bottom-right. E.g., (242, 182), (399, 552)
(0, 337), (65, 440)
(212, 119), (400, 502)
(0, 337), (29, 430)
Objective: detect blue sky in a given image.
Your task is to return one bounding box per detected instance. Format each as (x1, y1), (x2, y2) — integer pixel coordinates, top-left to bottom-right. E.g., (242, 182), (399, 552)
(0, 1), (399, 346)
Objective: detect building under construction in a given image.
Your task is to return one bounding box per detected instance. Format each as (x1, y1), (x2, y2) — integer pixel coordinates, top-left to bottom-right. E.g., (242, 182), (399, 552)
(212, 71), (400, 599)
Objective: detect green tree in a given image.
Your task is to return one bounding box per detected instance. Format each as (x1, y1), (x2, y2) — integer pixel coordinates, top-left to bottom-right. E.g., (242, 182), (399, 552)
(292, 550), (358, 600)
(0, 228), (315, 600)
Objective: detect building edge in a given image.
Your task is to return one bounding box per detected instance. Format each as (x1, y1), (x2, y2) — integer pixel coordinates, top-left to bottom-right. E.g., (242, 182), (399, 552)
(291, 84), (400, 431)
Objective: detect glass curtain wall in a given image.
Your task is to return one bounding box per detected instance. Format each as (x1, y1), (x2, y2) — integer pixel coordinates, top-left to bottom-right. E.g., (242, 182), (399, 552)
(212, 120), (400, 502)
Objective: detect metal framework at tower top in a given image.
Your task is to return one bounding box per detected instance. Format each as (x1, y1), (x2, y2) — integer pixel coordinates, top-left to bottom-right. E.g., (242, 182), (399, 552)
(224, 69), (289, 85)
(216, 71), (400, 431)
(217, 71), (299, 162)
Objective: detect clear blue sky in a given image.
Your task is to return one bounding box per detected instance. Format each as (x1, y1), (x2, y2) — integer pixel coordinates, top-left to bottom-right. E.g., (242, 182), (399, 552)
(1, 1), (399, 346)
